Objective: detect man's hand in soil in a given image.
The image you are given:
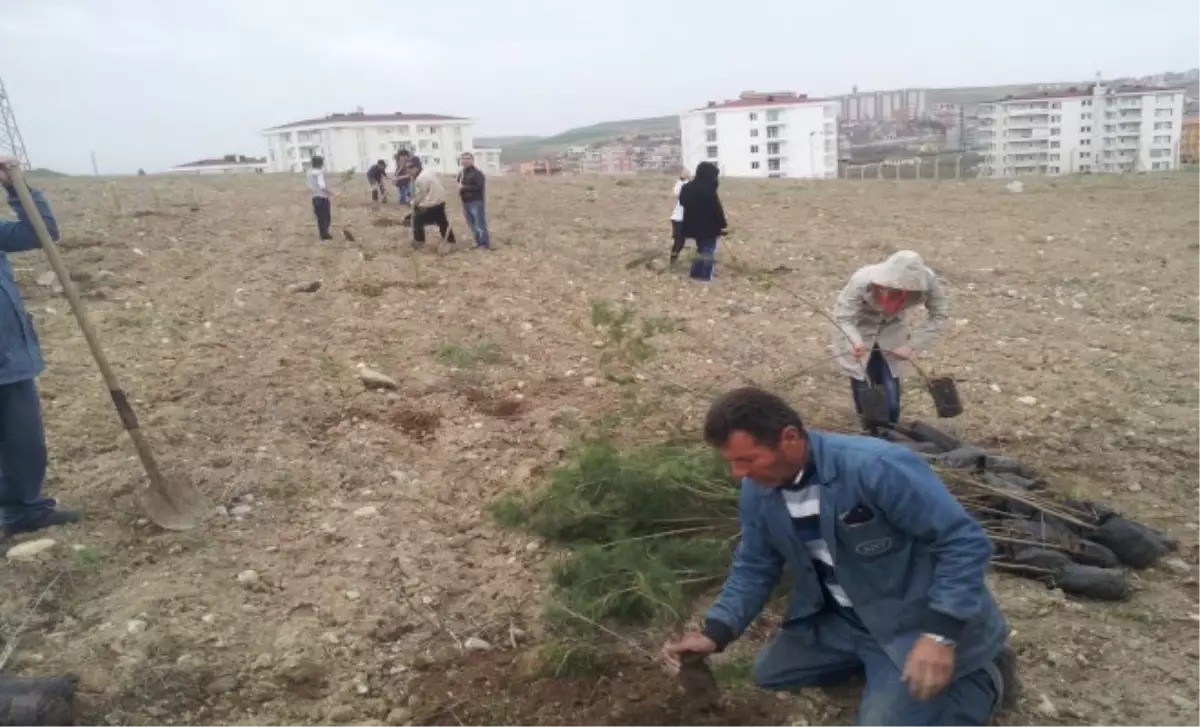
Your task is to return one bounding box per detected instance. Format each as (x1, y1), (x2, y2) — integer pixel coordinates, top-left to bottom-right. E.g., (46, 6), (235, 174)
(891, 345), (916, 361)
(902, 634), (955, 700)
(661, 632), (717, 675)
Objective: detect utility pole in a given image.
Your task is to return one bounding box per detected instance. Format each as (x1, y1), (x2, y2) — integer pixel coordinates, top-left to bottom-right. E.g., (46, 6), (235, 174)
(0, 76), (31, 169)
(90, 150), (100, 176)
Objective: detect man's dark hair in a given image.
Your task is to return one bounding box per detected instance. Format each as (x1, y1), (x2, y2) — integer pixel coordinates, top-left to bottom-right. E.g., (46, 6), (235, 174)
(397, 148), (411, 157)
(311, 155), (325, 169)
(704, 387), (804, 447)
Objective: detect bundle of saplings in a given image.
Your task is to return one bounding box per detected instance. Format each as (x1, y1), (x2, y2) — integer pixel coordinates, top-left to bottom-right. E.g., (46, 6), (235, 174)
(492, 425), (1177, 647)
(885, 421), (1178, 601)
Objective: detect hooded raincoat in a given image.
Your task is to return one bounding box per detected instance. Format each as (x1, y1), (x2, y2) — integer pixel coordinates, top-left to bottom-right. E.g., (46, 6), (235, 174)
(831, 251), (948, 380)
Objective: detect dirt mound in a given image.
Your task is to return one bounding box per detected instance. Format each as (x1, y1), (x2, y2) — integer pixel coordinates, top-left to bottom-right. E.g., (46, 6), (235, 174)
(408, 649), (793, 726)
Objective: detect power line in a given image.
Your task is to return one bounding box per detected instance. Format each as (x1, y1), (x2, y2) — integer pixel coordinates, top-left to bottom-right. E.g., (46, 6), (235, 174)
(0, 76), (31, 169)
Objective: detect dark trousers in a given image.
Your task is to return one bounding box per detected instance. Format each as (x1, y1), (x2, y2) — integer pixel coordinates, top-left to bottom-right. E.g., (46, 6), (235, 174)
(312, 196), (332, 240)
(463, 199), (490, 248)
(690, 237), (717, 281)
(754, 614), (1001, 725)
(850, 346), (902, 428)
(412, 203), (456, 245)
(0, 378), (53, 527)
(670, 220), (687, 261)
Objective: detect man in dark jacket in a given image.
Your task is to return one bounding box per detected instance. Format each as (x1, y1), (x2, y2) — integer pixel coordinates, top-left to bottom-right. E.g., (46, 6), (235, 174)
(0, 157), (83, 537)
(457, 152), (490, 249)
(663, 387), (1014, 726)
(678, 161), (726, 281)
(366, 159), (388, 203)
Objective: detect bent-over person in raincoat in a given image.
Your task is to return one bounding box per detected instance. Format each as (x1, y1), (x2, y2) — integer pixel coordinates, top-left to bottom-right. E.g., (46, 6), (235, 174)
(831, 250), (948, 428)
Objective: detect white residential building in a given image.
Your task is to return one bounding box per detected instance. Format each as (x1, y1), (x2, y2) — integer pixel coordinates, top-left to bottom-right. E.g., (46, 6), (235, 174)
(680, 91), (840, 179)
(261, 111), (502, 176)
(167, 155), (267, 174)
(977, 83), (1186, 177)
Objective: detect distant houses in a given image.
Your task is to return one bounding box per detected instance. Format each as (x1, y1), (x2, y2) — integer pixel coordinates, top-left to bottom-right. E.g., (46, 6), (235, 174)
(167, 154), (267, 174)
(260, 110), (502, 176)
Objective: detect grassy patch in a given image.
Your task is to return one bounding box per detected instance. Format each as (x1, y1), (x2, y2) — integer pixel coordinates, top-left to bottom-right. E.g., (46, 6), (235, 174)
(589, 299), (676, 365)
(437, 339), (501, 368)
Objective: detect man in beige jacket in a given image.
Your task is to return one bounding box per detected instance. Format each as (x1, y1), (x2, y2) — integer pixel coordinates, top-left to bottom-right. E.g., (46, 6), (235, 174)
(406, 156), (456, 248)
(831, 250), (949, 428)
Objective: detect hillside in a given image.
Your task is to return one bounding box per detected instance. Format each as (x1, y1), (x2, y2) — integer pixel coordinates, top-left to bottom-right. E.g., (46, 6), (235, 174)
(484, 115), (679, 162)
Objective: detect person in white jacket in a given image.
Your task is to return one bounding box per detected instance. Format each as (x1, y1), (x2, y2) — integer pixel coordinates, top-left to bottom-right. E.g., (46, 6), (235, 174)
(830, 250), (949, 428)
(407, 156), (456, 248)
(668, 172), (689, 263)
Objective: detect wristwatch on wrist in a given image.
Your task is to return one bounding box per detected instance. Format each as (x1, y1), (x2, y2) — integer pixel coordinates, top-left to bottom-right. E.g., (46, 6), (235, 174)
(925, 633), (956, 648)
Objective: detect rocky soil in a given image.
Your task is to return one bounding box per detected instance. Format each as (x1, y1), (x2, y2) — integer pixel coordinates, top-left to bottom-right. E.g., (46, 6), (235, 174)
(0, 171), (1196, 725)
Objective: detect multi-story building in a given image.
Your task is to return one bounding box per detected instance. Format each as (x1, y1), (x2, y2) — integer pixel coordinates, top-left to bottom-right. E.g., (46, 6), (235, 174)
(680, 91), (839, 179)
(167, 154), (267, 174)
(1181, 115), (1199, 164)
(838, 87), (928, 122)
(261, 110), (501, 176)
(976, 83), (1186, 176)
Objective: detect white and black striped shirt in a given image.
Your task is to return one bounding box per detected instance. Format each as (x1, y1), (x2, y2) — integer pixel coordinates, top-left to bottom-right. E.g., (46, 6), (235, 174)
(782, 466), (855, 610)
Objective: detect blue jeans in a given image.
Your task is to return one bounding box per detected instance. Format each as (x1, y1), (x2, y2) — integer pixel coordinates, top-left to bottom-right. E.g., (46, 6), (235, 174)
(754, 614), (1000, 726)
(850, 346), (901, 426)
(463, 199), (490, 248)
(0, 378), (54, 528)
(691, 237), (717, 280)
(397, 180), (411, 204)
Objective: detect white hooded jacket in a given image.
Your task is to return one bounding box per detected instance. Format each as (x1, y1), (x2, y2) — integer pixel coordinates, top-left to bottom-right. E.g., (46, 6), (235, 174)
(830, 250), (949, 380)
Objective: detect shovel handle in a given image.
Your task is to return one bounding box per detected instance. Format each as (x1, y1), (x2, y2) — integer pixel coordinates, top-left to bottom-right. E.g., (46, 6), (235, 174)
(8, 169), (162, 470)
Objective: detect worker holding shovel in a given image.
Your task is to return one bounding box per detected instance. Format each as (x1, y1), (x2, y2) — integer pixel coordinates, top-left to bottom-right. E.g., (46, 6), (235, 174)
(0, 157), (82, 537)
(830, 250), (949, 429)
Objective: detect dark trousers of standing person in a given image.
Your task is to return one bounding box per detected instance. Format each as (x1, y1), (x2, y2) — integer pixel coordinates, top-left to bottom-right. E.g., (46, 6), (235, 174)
(412, 203), (456, 246)
(312, 196), (333, 240)
(463, 200), (491, 249)
(690, 237), (717, 281)
(0, 378), (54, 531)
(669, 220), (687, 263)
(850, 345), (902, 430)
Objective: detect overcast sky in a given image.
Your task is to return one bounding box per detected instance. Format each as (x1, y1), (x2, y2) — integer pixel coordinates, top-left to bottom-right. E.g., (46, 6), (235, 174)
(2, 0), (1196, 174)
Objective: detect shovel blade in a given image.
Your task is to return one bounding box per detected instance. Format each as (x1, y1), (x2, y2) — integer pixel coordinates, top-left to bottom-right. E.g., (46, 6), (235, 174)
(140, 478), (206, 531)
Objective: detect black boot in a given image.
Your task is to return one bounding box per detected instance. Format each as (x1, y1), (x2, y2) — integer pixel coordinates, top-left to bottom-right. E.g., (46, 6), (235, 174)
(4, 504), (84, 538)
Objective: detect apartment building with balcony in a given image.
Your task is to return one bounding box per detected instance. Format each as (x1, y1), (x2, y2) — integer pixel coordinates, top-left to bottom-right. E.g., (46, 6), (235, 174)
(680, 91), (839, 179)
(261, 110), (502, 176)
(976, 83), (1185, 177)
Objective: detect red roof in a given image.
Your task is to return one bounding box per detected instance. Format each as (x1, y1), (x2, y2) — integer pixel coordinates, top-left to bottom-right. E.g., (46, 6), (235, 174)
(989, 84), (1188, 103)
(267, 112), (466, 130)
(695, 91), (825, 111)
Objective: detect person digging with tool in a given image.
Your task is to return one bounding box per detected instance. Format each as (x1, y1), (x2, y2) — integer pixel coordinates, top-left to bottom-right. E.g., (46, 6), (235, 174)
(662, 387), (1015, 726)
(0, 157), (83, 537)
(831, 250), (948, 430)
(407, 156), (457, 249)
(367, 159), (389, 204)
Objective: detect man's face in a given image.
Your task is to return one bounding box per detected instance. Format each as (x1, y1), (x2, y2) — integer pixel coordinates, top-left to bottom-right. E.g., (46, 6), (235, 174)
(873, 285), (909, 315)
(461, 153), (474, 168)
(718, 428), (806, 486)
(406, 162), (419, 175)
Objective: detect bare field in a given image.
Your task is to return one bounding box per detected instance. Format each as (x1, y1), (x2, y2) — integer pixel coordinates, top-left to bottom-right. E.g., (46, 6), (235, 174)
(1, 171), (1197, 725)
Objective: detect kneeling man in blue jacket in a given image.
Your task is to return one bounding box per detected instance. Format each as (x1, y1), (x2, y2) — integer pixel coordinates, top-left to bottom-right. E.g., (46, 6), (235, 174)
(663, 387), (1013, 726)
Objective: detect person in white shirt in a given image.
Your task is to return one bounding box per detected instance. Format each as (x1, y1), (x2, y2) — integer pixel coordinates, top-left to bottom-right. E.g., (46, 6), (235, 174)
(306, 155), (334, 241)
(407, 156), (457, 248)
(669, 172), (689, 263)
